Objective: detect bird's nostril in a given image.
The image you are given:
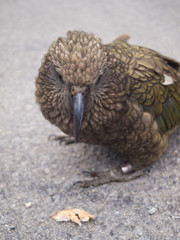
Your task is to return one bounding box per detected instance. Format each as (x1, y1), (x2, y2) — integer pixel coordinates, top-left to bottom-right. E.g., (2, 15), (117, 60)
(71, 86), (77, 95)
(71, 87), (75, 93)
(71, 86), (85, 96)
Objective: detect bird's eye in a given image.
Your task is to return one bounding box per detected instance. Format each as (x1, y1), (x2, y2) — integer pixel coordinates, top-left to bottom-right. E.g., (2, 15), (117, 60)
(96, 74), (102, 85)
(59, 74), (65, 84)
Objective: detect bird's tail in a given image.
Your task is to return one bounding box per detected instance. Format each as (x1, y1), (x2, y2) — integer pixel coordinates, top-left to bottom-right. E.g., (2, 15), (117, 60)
(112, 34), (131, 43)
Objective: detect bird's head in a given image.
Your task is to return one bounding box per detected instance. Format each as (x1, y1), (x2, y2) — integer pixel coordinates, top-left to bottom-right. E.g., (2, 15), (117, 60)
(37, 31), (110, 141)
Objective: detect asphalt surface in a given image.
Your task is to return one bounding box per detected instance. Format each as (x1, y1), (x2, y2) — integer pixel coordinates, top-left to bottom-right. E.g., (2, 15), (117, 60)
(0, 1), (180, 239)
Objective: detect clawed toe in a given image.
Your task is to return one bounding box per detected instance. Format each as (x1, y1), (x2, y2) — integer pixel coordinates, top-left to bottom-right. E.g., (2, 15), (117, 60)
(78, 167), (145, 188)
(48, 134), (76, 145)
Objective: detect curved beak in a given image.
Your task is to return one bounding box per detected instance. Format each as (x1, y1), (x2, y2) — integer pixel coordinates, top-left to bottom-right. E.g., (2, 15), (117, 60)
(73, 92), (84, 142)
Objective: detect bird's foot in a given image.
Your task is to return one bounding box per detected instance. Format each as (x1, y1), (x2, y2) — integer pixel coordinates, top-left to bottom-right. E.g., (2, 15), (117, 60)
(48, 134), (76, 145)
(78, 164), (145, 188)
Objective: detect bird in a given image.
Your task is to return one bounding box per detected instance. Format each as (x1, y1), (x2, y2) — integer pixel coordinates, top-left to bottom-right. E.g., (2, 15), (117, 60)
(35, 31), (180, 187)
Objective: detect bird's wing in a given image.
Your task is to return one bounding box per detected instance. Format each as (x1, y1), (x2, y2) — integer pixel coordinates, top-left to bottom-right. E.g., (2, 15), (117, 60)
(124, 46), (180, 133)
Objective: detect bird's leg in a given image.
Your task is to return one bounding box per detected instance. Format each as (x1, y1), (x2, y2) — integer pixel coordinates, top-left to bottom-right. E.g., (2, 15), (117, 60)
(48, 134), (76, 145)
(79, 164), (145, 188)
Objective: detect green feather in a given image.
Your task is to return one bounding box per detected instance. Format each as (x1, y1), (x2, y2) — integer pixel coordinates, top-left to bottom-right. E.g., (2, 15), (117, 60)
(157, 97), (180, 133)
(157, 115), (168, 133)
(169, 98), (180, 124)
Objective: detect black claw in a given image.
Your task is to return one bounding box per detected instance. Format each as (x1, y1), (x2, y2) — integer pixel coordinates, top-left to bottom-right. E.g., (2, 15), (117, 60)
(48, 134), (57, 141)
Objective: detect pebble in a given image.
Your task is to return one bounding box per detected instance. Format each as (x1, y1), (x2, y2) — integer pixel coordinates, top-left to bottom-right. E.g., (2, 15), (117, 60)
(136, 228), (143, 236)
(148, 207), (157, 215)
(9, 225), (16, 230)
(172, 215), (180, 219)
(25, 202), (32, 208)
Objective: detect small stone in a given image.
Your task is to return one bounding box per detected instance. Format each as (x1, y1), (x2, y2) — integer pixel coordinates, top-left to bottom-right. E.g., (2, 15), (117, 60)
(148, 207), (157, 215)
(25, 202), (32, 208)
(136, 228), (143, 236)
(9, 225), (16, 230)
(172, 215), (180, 219)
(115, 211), (120, 215)
(110, 230), (114, 236)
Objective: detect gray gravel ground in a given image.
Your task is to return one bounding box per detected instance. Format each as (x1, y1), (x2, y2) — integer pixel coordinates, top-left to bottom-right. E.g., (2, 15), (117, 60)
(0, 0), (180, 239)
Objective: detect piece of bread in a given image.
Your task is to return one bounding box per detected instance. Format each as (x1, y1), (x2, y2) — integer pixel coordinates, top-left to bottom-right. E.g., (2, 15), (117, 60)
(52, 208), (95, 226)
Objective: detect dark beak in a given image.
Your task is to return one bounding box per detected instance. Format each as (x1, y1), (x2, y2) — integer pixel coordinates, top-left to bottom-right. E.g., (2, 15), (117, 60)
(73, 92), (84, 142)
